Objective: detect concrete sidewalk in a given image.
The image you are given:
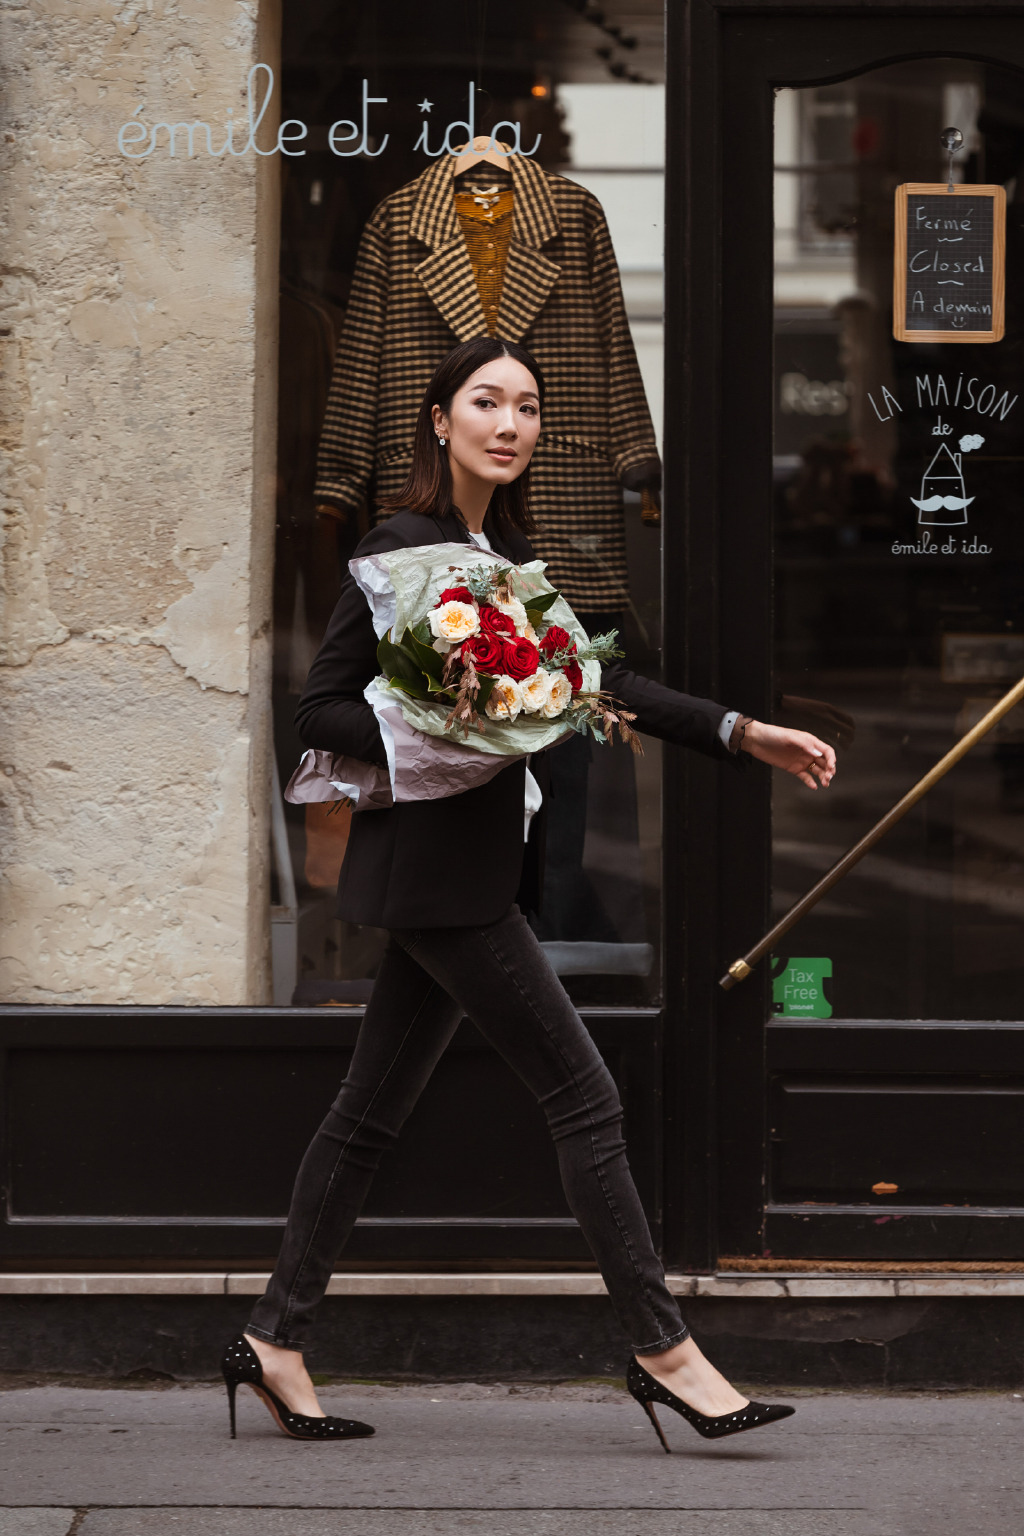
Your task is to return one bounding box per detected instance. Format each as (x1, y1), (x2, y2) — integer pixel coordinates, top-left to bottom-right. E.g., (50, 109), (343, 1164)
(0, 1379), (1021, 1536)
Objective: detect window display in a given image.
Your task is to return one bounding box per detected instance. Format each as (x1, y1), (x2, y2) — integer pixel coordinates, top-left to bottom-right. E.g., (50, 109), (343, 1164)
(313, 146), (659, 610)
(272, 7), (668, 1007)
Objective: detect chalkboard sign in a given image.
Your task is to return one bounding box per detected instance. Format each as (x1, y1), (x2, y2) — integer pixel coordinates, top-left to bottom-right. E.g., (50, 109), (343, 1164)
(894, 183), (1006, 344)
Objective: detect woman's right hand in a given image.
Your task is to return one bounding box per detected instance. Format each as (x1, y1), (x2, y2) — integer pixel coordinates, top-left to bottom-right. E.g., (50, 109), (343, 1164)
(740, 720), (837, 790)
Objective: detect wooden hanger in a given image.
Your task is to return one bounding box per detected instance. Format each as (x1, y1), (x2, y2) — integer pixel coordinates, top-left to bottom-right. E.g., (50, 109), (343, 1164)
(452, 135), (513, 175)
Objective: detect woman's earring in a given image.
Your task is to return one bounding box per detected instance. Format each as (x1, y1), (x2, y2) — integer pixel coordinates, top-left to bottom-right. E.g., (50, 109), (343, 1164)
(437, 434), (446, 446)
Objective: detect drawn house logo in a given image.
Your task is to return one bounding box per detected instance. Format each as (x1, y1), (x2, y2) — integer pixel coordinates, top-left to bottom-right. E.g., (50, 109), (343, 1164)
(911, 442), (974, 526)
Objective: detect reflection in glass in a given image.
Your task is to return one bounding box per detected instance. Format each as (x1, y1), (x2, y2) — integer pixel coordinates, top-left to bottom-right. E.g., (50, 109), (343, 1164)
(772, 62), (1024, 1020)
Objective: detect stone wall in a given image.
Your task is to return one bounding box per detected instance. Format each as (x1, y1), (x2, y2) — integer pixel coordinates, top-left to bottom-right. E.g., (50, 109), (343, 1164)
(0, 1), (280, 1003)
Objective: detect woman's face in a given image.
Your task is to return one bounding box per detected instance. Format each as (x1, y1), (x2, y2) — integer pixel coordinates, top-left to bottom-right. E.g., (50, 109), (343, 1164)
(432, 357), (541, 490)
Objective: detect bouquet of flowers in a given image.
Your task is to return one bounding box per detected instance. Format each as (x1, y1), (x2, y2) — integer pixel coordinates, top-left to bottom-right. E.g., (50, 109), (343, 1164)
(286, 542), (639, 812)
(374, 545), (640, 751)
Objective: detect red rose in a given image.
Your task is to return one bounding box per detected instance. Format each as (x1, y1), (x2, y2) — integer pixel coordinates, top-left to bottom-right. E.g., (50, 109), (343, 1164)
(461, 634), (505, 674)
(478, 604), (516, 639)
(539, 624), (574, 658)
(501, 637), (541, 681)
(437, 586), (473, 606)
(564, 660), (584, 694)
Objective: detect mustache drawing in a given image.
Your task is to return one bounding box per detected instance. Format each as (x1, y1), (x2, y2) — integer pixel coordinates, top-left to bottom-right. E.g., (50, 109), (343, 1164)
(910, 494), (975, 512)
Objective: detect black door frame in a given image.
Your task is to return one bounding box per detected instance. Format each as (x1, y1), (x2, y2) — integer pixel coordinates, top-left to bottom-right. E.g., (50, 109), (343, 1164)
(662, 0), (1024, 1270)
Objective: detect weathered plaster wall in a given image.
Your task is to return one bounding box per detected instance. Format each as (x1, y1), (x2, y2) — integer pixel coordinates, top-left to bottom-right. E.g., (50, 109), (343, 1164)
(0, 0), (279, 1003)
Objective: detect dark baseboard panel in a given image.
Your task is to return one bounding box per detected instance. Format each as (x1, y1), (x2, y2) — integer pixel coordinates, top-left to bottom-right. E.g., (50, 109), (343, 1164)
(2, 1293), (1023, 1389)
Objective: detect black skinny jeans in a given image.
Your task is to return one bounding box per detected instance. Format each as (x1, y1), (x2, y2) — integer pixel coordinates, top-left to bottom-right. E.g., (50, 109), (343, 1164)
(247, 905), (689, 1356)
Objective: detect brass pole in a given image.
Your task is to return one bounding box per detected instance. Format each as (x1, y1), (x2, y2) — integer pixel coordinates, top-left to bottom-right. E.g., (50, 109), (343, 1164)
(719, 672), (1024, 990)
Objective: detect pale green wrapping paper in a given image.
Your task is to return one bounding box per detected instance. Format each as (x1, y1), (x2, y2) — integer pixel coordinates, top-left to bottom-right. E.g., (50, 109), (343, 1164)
(284, 543), (603, 811)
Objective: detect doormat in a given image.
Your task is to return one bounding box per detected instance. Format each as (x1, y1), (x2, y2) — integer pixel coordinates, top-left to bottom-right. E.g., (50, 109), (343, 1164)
(719, 1258), (1024, 1273)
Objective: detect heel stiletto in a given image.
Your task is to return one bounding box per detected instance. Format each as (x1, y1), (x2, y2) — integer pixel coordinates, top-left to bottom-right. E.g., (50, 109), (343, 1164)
(221, 1336), (375, 1441)
(627, 1357), (795, 1451)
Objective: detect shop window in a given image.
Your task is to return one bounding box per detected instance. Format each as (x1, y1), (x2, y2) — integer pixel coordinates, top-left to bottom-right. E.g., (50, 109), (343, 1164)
(270, 3), (666, 1007)
(772, 59), (1024, 1021)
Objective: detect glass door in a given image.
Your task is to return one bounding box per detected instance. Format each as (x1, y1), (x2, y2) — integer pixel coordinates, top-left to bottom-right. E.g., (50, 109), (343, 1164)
(766, 55), (1024, 1258)
(673, 10), (1024, 1268)
(772, 60), (1024, 1026)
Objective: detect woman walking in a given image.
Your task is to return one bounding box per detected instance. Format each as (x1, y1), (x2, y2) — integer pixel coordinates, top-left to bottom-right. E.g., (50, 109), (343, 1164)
(222, 336), (835, 1447)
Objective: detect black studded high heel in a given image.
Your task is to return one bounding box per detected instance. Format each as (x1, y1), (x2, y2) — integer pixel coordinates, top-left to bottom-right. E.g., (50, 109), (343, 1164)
(221, 1335), (375, 1442)
(627, 1357), (795, 1451)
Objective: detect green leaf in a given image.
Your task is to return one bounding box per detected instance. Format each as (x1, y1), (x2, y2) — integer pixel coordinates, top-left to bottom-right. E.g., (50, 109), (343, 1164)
(525, 588), (561, 616)
(377, 637), (421, 687)
(389, 674), (430, 700)
(402, 626), (445, 684)
(475, 674), (497, 711)
(411, 619), (433, 645)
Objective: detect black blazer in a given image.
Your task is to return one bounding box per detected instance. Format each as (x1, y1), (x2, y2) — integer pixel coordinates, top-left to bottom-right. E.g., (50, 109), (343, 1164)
(296, 509), (734, 928)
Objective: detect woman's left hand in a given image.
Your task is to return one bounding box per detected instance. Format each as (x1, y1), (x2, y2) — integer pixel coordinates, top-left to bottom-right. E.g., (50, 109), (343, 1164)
(741, 720), (837, 790)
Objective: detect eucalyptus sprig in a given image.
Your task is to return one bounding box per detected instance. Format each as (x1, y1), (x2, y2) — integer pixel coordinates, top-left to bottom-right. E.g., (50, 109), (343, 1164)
(542, 629), (624, 672)
(452, 564), (515, 603)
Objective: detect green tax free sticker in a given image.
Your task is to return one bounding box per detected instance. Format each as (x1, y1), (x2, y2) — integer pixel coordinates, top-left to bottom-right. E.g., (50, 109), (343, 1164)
(771, 957), (833, 1018)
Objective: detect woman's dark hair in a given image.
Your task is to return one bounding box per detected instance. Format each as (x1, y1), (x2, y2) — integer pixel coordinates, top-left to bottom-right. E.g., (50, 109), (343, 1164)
(381, 336), (545, 536)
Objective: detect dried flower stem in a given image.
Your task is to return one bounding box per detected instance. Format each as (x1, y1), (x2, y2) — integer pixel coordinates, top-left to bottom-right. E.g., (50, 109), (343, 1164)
(572, 692), (644, 754)
(443, 649), (484, 737)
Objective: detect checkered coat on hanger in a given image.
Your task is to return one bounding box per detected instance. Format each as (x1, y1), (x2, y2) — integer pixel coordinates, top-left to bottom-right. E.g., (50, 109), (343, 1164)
(313, 153), (660, 612)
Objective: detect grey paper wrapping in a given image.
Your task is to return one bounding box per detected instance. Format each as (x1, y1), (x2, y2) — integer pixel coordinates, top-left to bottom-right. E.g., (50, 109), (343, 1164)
(284, 681), (526, 811)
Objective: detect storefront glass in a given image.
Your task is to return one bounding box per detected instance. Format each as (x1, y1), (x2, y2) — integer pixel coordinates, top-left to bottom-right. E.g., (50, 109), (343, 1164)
(270, 4), (667, 1008)
(772, 60), (1024, 1020)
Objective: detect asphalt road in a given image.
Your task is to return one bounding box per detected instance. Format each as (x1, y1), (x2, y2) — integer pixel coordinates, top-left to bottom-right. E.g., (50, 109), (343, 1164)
(1, 1380), (1022, 1536)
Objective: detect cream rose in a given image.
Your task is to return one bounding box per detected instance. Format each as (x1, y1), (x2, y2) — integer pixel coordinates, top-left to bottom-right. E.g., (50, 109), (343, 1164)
(519, 670), (552, 715)
(492, 595), (529, 634)
(428, 600), (479, 644)
(540, 671), (572, 718)
(484, 675), (524, 722)
(522, 621), (539, 646)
